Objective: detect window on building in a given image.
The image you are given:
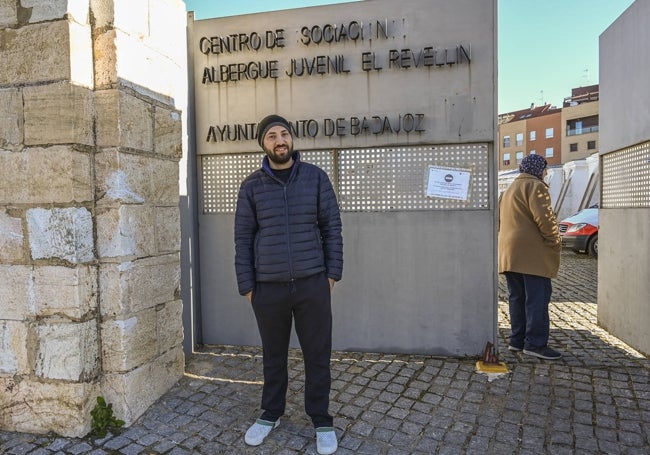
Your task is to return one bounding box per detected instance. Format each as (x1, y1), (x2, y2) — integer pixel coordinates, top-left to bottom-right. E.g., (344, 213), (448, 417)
(529, 150), (536, 155)
(530, 131), (536, 141)
(545, 147), (554, 158)
(503, 153), (510, 166)
(587, 140), (596, 150)
(503, 135), (510, 147)
(545, 128), (554, 139)
(516, 151), (524, 163)
(575, 121), (583, 135)
(516, 133), (523, 146)
(566, 115), (599, 136)
(570, 143), (578, 152)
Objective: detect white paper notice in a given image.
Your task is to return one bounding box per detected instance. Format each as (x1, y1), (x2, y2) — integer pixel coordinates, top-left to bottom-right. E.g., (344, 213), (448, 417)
(426, 166), (472, 201)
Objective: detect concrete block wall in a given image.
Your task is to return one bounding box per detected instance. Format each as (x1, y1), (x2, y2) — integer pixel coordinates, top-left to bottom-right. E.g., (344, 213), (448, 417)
(0, 0), (186, 437)
(598, 0), (650, 356)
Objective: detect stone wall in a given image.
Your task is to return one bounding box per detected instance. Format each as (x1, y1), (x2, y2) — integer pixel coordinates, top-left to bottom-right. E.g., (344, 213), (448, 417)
(0, 0), (186, 437)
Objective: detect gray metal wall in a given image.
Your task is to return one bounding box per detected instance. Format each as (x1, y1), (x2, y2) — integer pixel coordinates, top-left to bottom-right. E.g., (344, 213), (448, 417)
(598, 0), (650, 356)
(198, 209), (496, 356)
(190, 0), (497, 356)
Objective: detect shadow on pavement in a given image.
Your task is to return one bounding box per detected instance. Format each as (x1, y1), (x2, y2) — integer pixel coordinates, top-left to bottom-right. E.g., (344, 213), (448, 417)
(3, 251), (650, 454)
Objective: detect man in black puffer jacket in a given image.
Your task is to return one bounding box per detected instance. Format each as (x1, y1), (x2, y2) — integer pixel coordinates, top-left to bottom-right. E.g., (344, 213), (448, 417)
(235, 114), (342, 455)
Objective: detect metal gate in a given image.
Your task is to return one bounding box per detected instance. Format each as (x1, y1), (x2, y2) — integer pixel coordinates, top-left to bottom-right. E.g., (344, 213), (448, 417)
(195, 144), (496, 355)
(186, 0), (497, 355)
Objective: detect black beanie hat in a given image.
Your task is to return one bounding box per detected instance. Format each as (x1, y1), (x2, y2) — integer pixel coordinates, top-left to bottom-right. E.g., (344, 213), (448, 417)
(257, 114), (291, 147)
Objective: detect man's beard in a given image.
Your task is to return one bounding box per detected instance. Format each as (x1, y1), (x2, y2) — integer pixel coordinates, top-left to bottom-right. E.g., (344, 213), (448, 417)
(265, 144), (294, 165)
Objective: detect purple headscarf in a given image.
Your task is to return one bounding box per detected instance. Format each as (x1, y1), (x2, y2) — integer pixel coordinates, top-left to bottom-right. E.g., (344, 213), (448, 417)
(519, 154), (547, 179)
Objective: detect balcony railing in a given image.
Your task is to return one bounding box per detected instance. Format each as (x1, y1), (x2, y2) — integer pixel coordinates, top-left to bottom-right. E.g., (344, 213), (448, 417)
(567, 125), (599, 136)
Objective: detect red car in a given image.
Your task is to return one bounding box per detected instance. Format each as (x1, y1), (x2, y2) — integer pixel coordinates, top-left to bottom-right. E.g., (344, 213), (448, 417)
(558, 207), (598, 256)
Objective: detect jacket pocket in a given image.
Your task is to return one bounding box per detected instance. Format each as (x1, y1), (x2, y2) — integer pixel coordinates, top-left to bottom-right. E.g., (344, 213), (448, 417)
(312, 229), (325, 263)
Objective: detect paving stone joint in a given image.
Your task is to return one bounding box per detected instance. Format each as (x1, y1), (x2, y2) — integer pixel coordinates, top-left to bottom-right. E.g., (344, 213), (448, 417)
(2, 252), (649, 454)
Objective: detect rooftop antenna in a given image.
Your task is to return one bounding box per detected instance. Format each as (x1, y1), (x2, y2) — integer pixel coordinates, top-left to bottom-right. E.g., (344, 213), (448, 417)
(583, 69), (590, 84)
(539, 89), (545, 105)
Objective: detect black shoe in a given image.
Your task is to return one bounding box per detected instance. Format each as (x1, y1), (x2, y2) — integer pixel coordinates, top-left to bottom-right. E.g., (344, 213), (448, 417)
(508, 345), (523, 352)
(523, 347), (562, 360)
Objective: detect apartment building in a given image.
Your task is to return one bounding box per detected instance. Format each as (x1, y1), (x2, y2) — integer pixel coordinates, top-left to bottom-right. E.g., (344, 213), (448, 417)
(562, 84), (599, 162)
(497, 104), (562, 171)
(498, 84), (600, 171)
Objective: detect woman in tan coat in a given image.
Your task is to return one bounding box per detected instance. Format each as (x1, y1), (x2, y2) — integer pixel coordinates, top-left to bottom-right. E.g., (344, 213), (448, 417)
(498, 153), (562, 360)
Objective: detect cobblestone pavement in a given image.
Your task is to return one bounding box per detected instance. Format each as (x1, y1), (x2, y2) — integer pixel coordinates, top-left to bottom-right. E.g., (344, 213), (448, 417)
(3, 252), (650, 454)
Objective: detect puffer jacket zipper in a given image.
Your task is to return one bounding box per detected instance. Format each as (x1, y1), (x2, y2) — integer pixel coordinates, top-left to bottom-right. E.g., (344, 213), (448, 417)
(263, 158), (297, 282)
(283, 184), (294, 281)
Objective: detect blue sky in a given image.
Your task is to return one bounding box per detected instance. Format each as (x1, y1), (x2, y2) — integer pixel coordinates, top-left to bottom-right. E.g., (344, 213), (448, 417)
(184, 0), (635, 114)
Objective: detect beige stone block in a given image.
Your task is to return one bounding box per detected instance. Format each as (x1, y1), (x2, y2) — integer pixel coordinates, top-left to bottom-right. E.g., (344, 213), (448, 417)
(0, 320), (30, 375)
(0, 88), (22, 151)
(95, 89), (153, 151)
(0, 21), (92, 87)
(89, 0), (114, 29)
(101, 309), (157, 373)
(154, 107), (182, 159)
(157, 300), (183, 354)
(99, 254), (180, 317)
(26, 207), (94, 263)
(93, 0), (185, 57)
(131, 0), (187, 102)
(0, 1), (17, 27)
(0, 150), (24, 203)
(68, 18), (94, 88)
(151, 159), (180, 206)
(96, 152), (179, 206)
(91, 0), (146, 35)
(95, 153), (179, 206)
(96, 208), (127, 258)
(22, 0), (90, 24)
(96, 205), (156, 258)
(155, 206), (180, 253)
(0, 265), (33, 320)
(0, 264), (97, 320)
(118, 36), (184, 103)
(95, 151), (182, 212)
(1, 377), (98, 437)
(95, 26), (180, 100)
(25, 146), (93, 203)
(95, 149), (148, 205)
(94, 90), (120, 145)
(101, 345), (183, 424)
(35, 320), (99, 381)
(32, 265), (98, 319)
(23, 82), (94, 146)
(93, 28), (118, 88)
(0, 210), (24, 262)
(0, 147), (93, 204)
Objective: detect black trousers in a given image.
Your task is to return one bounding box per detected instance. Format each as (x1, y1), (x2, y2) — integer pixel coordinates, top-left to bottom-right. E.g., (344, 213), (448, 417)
(504, 272), (552, 350)
(251, 272), (333, 428)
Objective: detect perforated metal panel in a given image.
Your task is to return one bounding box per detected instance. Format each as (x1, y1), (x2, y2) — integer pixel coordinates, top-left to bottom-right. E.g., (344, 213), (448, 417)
(339, 145), (489, 211)
(200, 144), (490, 214)
(602, 141), (650, 208)
(201, 153), (261, 214)
(200, 151), (335, 214)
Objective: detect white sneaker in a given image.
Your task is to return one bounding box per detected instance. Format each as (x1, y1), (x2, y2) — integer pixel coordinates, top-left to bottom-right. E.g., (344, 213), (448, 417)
(316, 427), (338, 454)
(244, 419), (279, 446)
